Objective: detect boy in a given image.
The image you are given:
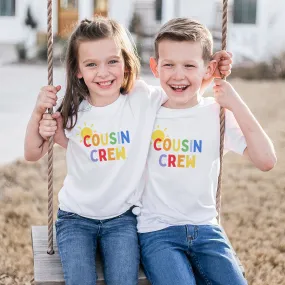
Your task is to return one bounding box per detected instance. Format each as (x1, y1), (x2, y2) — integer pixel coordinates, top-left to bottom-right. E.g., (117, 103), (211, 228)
(138, 18), (276, 285)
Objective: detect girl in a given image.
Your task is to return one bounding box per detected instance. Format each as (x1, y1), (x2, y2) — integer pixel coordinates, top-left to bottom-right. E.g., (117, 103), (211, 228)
(25, 17), (232, 285)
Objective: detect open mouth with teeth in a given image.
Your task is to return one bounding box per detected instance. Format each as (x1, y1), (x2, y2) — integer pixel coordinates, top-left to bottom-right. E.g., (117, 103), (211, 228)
(96, 80), (115, 87)
(169, 84), (190, 92)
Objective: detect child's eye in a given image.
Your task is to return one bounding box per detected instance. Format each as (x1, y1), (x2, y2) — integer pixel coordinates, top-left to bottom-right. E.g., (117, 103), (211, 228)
(86, 63), (96, 67)
(164, 64), (173, 67)
(109, 60), (118, 64)
(185, 64), (195, 68)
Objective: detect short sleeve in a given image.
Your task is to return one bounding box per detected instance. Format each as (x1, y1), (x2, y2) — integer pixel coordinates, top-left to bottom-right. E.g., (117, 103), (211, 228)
(148, 85), (168, 109)
(224, 109), (247, 155)
(129, 80), (168, 110)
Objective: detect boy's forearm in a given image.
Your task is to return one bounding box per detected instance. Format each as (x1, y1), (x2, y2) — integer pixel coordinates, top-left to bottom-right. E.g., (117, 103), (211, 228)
(24, 111), (50, 161)
(231, 102), (276, 171)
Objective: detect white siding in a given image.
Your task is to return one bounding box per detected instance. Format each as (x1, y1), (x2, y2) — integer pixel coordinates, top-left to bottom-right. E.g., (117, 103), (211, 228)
(0, 0), (58, 44)
(178, 0), (217, 29)
(266, 0), (285, 58)
(1, 0), (284, 63)
(78, 0), (94, 20)
(161, 0), (175, 23)
(0, 0), (27, 43)
(108, 0), (135, 29)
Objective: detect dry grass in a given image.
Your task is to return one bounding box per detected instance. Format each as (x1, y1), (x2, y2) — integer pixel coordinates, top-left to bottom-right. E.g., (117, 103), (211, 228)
(0, 79), (284, 285)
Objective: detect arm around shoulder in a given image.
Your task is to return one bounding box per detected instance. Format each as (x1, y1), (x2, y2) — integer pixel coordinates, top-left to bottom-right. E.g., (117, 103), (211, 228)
(130, 79), (167, 108)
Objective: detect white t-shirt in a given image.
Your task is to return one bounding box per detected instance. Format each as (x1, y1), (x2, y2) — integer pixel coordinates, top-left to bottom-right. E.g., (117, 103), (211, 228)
(58, 80), (167, 219)
(137, 97), (247, 233)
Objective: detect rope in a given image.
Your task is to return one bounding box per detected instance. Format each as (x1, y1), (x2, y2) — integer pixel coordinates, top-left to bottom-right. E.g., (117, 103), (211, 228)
(216, 0), (228, 224)
(47, 0), (54, 255)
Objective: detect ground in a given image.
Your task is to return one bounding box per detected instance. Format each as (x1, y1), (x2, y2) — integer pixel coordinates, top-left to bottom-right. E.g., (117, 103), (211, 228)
(0, 79), (284, 285)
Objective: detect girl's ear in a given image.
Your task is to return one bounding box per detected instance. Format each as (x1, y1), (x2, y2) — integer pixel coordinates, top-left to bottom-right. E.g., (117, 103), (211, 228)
(203, 60), (217, 81)
(149, 57), (159, 78)
(77, 70), (83, 79)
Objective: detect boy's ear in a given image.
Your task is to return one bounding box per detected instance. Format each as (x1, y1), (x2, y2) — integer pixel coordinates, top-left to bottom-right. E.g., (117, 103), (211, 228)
(149, 57), (159, 78)
(203, 60), (217, 81)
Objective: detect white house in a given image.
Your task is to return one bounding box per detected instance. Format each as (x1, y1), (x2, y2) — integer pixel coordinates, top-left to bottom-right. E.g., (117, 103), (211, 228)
(149, 0), (285, 64)
(0, 0), (134, 44)
(1, 0), (284, 64)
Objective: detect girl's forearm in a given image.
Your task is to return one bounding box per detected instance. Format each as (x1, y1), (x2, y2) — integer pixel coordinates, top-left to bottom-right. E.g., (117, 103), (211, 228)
(24, 111), (50, 161)
(56, 136), (69, 149)
(232, 102), (276, 171)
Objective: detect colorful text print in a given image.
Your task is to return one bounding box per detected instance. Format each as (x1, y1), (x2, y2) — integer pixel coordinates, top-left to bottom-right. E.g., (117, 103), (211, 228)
(151, 126), (202, 168)
(77, 123), (130, 163)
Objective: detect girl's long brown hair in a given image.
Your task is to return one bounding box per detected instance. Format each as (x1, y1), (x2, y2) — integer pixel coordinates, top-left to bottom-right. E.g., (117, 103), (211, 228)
(58, 17), (140, 130)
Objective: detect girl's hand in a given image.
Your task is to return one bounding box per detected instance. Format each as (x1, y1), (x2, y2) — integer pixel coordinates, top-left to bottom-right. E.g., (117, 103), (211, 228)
(39, 112), (65, 145)
(34, 85), (61, 116)
(213, 79), (243, 111)
(212, 51), (233, 78)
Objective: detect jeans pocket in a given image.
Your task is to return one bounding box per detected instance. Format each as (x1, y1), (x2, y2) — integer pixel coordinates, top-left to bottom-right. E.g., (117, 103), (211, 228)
(57, 208), (77, 219)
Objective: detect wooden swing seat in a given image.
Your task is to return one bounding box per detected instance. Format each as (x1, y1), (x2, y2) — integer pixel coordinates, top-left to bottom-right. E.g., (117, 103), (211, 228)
(31, 226), (150, 285)
(31, 225), (244, 285)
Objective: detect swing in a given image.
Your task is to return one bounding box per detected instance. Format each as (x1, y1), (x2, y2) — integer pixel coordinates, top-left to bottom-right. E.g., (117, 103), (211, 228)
(31, 0), (245, 284)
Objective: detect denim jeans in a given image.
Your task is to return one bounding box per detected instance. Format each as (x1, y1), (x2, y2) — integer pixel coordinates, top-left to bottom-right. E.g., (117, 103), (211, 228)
(139, 225), (247, 285)
(55, 208), (140, 285)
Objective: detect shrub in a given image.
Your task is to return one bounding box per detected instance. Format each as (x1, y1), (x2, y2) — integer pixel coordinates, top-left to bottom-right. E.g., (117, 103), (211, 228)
(231, 52), (285, 80)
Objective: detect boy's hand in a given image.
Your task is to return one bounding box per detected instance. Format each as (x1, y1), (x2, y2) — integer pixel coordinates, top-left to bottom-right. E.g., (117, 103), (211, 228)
(212, 51), (233, 78)
(213, 79), (243, 111)
(39, 112), (65, 144)
(34, 85), (61, 116)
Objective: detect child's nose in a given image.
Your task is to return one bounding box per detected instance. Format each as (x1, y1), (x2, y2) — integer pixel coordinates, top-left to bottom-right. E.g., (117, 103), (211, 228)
(97, 64), (109, 77)
(173, 67), (185, 80)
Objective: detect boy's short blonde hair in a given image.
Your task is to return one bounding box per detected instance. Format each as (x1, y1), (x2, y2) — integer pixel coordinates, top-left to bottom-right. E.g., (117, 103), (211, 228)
(154, 18), (213, 62)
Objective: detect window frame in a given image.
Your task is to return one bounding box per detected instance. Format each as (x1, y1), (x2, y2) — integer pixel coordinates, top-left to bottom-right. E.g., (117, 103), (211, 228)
(155, 0), (162, 22)
(0, 0), (16, 17)
(233, 0), (257, 25)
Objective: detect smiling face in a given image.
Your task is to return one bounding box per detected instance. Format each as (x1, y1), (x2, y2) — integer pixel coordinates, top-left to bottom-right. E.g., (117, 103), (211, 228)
(77, 38), (125, 106)
(151, 40), (215, 109)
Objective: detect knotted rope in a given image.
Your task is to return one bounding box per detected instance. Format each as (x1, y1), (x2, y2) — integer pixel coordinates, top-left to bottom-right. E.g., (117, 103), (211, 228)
(216, 0), (228, 224)
(47, 0), (54, 255)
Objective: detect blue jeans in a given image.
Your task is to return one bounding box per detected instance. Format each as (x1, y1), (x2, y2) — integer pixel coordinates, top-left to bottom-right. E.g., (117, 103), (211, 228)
(139, 225), (247, 285)
(55, 208), (140, 285)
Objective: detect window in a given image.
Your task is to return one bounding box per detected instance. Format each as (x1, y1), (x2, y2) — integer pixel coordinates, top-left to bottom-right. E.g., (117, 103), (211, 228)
(155, 0), (162, 21)
(233, 0), (257, 24)
(0, 0), (15, 16)
(60, 0), (78, 10)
